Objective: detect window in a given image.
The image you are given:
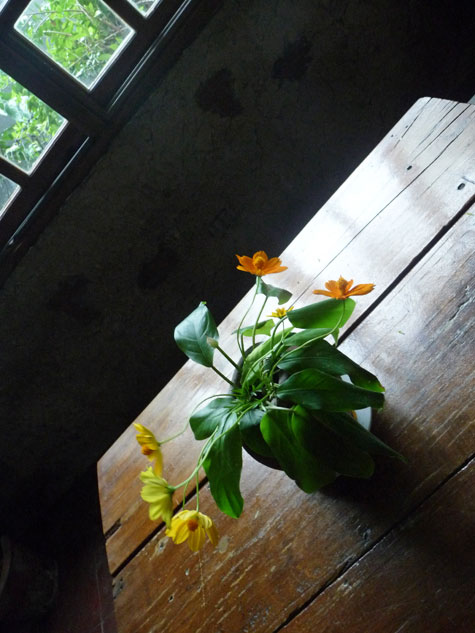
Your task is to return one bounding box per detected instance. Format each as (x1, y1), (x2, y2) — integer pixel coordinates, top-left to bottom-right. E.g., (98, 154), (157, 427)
(0, 68), (66, 171)
(15, 1), (135, 89)
(126, 0), (162, 17)
(0, 173), (18, 210)
(0, 0), (220, 283)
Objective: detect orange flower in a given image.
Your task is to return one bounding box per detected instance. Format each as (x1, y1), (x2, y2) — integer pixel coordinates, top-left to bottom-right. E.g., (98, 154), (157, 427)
(236, 251), (287, 276)
(313, 276), (375, 300)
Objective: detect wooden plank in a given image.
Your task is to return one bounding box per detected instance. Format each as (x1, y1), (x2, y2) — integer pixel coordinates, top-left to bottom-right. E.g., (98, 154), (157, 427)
(97, 97), (475, 573)
(111, 205), (474, 633)
(279, 459), (475, 633)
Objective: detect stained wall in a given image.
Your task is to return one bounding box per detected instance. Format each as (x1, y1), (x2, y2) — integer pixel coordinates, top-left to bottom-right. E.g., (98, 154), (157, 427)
(1, 0), (474, 530)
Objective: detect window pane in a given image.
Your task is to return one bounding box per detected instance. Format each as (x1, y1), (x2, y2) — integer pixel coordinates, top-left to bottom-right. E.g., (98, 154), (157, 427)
(0, 174), (19, 216)
(0, 69), (66, 172)
(0, 0), (9, 13)
(126, 0), (161, 16)
(15, 0), (135, 89)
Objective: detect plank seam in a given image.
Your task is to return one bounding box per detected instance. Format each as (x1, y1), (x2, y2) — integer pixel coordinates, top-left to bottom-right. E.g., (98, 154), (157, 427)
(111, 475), (210, 577)
(412, 105), (475, 161)
(290, 114), (475, 309)
(271, 453), (475, 633)
(339, 194), (475, 345)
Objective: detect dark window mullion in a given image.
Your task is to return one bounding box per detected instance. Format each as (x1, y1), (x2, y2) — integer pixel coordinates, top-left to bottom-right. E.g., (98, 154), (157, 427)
(0, 33), (109, 136)
(0, 0), (31, 27)
(0, 126), (86, 246)
(94, 0), (196, 105)
(0, 158), (28, 188)
(90, 0), (181, 104)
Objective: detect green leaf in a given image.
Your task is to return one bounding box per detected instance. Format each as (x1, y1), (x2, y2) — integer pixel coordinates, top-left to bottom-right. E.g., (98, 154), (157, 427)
(234, 319), (275, 338)
(282, 328), (333, 346)
(278, 340), (385, 392)
(288, 298), (355, 330)
(203, 418), (243, 518)
(239, 410), (274, 459)
(315, 410), (405, 461)
(260, 409), (337, 492)
(291, 406), (374, 478)
(276, 369), (385, 411)
(174, 302), (219, 367)
(189, 397), (234, 440)
(239, 407), (264, 430)
(240, 327), (293, 386)
(256, 277), (292, 305)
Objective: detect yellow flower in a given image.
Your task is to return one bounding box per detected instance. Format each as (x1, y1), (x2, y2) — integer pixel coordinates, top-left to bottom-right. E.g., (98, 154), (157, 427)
(166, 510), (219, 551)
(269, 306), (293, 318)
(139, 468), (174, 527)
(236, 251), (287, 276)
(134, 422), (163, 476)
(313, 276), (375, 300)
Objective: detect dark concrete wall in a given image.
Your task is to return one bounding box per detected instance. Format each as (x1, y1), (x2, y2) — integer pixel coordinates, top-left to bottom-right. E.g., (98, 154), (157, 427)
(1, 0), (474, 530)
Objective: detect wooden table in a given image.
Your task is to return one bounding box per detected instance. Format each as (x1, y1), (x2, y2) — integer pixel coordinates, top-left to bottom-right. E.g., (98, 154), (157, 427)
(97, 97), (475, 633)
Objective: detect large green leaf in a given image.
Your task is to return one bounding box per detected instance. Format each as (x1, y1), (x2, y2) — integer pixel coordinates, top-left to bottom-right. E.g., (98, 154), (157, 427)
(256, 277), (292, 305)
(282, 328), (333, 346)
(189, 397), (235, 440)
(203, 418), (243, 518)
(239, 409), (274, 459)
(315, 410), (405, 461)
(288, 298), (355, 330)
(291, 406), (374, 478)
(276, 369), (384, 411)
(278, 340), (384, 392)
(239, 408), (264, 430)
(260, 409), (337, 492)
(174, 302), (219, 367)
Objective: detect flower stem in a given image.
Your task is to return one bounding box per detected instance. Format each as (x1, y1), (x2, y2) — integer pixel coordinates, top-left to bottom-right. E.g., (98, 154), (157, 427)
(211, 365), (235, 387)
(252, 294), (268, 347)
(215, 344), (241, 371)
(237, 284), (258, 355)
(195, 472), (200, 511)
(160, 421), (189, 444)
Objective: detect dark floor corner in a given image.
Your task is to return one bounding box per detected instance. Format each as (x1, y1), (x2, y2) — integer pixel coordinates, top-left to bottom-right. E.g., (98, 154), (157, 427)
(0, 467), (116, 633)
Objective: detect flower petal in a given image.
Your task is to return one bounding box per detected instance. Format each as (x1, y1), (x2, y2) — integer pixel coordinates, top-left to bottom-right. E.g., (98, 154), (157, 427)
(312, 289), (334, 297)
(236, 251), (287, 276)
(346, 283), (375, 296)
(313, 277), (374, 299)
(236, 254), (256, 274)
(188, 527), (206, 552)
(152, 450), (163, 476)
(167, 517), (189, 544)
(205, 523), (220, 547)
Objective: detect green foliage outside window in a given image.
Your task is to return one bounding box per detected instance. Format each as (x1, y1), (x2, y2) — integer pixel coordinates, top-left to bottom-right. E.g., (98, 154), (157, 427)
(0, 70), (65, 171)
(15, 0), (133, 88)
(0, 174), (19, 212)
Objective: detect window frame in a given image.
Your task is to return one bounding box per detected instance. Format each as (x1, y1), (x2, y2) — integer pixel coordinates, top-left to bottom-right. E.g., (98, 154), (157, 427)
(0, 0), (221, 284)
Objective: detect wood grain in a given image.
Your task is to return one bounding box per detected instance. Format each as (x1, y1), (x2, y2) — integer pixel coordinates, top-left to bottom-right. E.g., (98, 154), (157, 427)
(97, 97), (475, 574)
(111, 202), (474, 632)
(279, 459), (475, 633)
